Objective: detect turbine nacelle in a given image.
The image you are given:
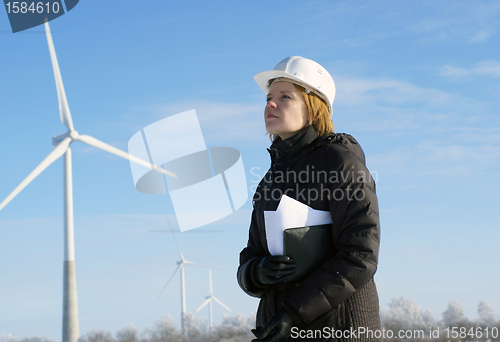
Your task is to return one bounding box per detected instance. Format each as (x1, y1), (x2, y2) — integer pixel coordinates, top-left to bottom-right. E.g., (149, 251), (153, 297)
(53, 130), (79, 146)
(196, 269), (231, 330)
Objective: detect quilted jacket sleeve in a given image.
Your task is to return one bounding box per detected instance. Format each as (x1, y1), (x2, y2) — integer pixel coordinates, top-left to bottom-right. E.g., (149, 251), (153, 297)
(282, 145), (380, 324)
(237, 207), (268, 298)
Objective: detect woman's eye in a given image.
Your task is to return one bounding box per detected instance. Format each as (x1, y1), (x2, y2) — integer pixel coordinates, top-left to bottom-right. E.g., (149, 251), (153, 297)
(282, 95), (291, 99)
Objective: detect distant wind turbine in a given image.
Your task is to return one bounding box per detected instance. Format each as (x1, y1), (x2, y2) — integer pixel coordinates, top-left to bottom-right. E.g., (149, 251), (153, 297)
(0, 21), (175, 342)
(158, 219), (215, 336)
(196, 268), (232, 334)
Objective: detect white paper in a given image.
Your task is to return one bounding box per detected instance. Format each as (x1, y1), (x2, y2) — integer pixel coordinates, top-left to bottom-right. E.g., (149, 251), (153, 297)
(264, 194), (333, 255)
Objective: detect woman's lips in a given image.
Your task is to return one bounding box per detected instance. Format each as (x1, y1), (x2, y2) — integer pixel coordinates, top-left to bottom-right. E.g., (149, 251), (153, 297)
(266, 113), (278, 119)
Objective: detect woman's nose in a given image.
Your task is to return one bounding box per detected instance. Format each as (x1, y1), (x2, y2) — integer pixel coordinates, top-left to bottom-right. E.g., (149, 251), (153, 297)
(266, 100), (277, 109)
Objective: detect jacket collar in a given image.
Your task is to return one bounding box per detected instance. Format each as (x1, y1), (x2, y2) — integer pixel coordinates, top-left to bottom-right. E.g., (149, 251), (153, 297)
(269, 125), (319, 163)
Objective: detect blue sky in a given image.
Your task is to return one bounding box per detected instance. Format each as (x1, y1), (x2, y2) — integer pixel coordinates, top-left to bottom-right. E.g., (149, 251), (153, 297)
(1, 0), (500, 339)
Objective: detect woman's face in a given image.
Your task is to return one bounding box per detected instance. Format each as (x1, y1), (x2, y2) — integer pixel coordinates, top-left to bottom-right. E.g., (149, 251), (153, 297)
(264, 81), (308, 141)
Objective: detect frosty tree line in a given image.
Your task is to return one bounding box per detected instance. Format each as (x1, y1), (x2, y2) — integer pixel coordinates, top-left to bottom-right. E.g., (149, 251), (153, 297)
(1, 298), (499, 342)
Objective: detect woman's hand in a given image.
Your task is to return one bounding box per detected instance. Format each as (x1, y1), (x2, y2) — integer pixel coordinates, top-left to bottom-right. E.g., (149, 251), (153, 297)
(255, 255), (296, 285)
(251, 310), (294, 342)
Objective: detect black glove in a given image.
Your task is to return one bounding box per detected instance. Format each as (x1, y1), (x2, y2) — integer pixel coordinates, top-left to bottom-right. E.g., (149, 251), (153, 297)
(255, 255), (296, 285)
(251, 310), (294, 342)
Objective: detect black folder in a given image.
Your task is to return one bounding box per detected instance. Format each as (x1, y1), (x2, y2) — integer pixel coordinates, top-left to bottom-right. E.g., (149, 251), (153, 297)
(283, 224), (334, 283)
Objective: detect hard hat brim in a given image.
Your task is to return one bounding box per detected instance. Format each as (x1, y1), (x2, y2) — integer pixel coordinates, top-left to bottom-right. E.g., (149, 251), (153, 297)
(254, 70), (333, 114)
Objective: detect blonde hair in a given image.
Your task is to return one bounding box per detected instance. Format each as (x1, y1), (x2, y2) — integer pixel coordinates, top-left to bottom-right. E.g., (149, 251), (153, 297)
(269, 80), (334, 142)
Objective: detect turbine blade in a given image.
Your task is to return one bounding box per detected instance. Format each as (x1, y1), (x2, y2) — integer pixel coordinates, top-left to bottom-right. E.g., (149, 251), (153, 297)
(213, 296), (232, 312)
(158, 264), (181, 299)
(75, 135), (176, 178)
(184, 261), (210, 267)
(149, 229), (224, 233)
(196, 298), (211, 312)
(0, 137), (71, 211)
(184, 261), (224, 271)
(44, 21), (74, 131)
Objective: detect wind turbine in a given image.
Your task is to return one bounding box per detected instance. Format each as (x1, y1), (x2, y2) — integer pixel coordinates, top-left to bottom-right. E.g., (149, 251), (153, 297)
(196, 268), (231, 335)
(158, 220), (214, 336)
(0, 21), (175, 342)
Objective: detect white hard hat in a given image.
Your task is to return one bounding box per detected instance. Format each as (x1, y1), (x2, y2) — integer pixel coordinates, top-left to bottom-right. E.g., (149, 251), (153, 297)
(254, 56), (336, 114)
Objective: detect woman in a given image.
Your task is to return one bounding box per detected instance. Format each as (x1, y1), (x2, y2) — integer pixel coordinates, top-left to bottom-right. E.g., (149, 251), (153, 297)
(237, 56), (381, 342)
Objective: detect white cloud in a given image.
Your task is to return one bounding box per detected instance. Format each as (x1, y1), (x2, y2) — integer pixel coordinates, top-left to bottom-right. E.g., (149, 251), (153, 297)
(410, 1), (500, 43)
(332, 74), (481, 136)
(293, 1), (500, 47)
(337, 76), (456, 107)
(370, 139), (500, 178)
(124, 101), (265, 144)
(440, 60), (500, 78)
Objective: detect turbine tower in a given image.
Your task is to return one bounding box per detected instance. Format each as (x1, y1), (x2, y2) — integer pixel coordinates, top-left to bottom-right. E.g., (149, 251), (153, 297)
(158, 224), (212, 336)
(196, 268), (231, 335)
(0, 21), (174, 342)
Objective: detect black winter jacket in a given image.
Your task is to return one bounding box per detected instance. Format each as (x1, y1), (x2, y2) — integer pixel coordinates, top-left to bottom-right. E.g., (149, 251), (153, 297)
(237, 126), (381, 341)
